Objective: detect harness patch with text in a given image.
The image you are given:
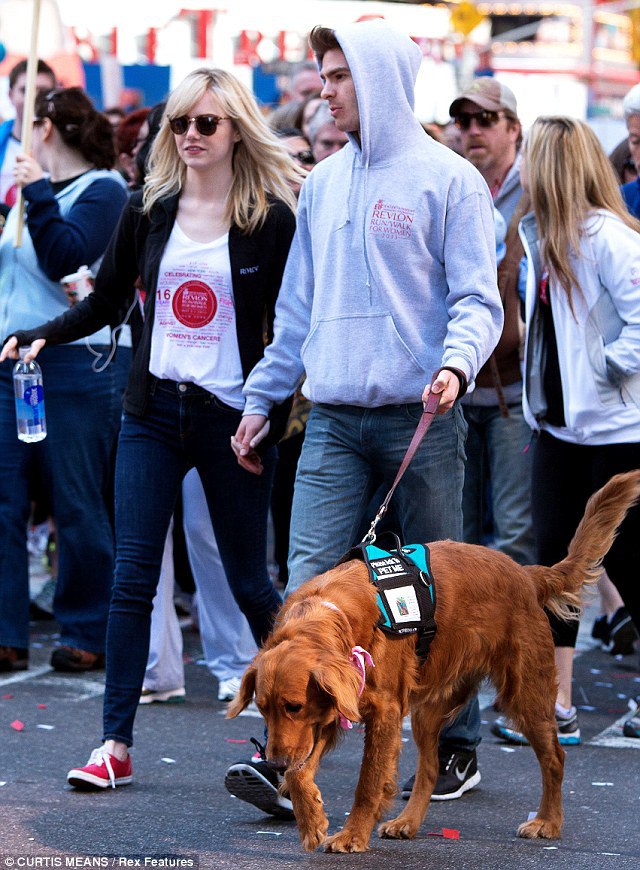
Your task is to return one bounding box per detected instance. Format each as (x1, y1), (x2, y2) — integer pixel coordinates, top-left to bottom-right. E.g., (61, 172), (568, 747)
(338, 536), (436, 660)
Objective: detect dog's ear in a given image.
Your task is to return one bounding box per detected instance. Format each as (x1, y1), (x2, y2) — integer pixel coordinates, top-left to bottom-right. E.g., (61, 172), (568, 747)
(226, 665), (256, 718)
(312, 661), (362, 725)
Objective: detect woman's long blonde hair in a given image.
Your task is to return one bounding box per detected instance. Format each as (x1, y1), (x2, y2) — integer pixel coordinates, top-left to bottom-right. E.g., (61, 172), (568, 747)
(526, 116), (640, 311)
(143, 68), (303, 231)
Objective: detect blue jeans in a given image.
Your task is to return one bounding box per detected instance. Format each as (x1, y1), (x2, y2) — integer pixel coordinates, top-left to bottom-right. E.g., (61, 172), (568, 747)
(286, 402), (480, 751)
(103, 380), (281, 746)
(0, 345), (129, 652)
(462, 402), (535, 566)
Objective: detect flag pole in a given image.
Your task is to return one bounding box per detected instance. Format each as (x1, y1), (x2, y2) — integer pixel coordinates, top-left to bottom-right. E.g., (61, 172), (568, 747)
(13, 0), (43, 248)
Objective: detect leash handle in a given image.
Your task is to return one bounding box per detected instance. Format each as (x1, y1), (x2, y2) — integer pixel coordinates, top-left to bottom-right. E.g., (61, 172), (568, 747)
(362, 387), (441, 545)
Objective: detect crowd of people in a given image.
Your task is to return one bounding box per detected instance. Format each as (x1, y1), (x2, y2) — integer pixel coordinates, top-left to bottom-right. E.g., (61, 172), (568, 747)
(0, 18), (637, 819)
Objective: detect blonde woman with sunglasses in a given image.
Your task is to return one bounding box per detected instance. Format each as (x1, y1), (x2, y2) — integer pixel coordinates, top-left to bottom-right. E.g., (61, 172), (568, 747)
(518, 116), (640, 742)
(2, 68), (302, 787)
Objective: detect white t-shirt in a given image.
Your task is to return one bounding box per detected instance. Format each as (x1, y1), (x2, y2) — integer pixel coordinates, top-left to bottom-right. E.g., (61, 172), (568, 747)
(1, 136), (20, 206)
(149, 222), (244, 409)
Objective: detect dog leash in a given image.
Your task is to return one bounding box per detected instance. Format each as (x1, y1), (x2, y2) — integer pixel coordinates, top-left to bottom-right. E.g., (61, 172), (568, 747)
(362, 387), (441, 545)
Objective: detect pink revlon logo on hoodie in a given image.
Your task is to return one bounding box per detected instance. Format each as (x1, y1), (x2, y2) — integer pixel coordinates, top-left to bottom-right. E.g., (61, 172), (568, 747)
(369, 199), (415, 240)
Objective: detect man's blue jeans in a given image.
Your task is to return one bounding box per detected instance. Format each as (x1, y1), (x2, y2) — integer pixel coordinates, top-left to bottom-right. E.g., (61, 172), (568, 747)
(286, 402), (480, 752)
(102, 380), (281, 746)
(462, 402), (535, 566)
(0, 346), (129, 652)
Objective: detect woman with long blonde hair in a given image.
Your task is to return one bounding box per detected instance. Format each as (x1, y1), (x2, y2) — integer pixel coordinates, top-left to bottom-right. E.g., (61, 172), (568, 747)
(519, 116), (640, 741)
(1, 67), (303, 783)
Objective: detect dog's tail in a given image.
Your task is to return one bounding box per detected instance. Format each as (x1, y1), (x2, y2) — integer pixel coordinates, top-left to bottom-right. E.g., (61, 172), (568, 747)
(529, 470), (640, 621)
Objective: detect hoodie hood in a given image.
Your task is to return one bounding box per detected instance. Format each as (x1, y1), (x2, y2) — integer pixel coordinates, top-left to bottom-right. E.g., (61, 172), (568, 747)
(334, 20), (425, 165)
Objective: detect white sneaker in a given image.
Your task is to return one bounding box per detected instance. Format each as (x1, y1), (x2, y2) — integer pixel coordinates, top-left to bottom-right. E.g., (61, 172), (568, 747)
(139, 687), (186, 705)
(217, 676), (242, 702)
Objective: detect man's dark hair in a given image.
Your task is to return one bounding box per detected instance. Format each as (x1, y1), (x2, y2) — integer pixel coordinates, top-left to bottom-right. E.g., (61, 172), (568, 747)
(502, 109), (523, 151)
(9, 58), (56, 90)
(309, 26), (340, 64)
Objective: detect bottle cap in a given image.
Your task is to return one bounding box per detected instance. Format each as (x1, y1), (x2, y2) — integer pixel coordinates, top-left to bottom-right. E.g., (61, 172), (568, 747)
(18, 347), (29, 360)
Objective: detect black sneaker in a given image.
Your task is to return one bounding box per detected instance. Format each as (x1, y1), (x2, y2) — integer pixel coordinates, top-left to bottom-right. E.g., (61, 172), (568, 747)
(591, 614), (609, 644)
(224, 760), (295, 819)
(401, 749), (480, 801)
(607, 607), (638, 656)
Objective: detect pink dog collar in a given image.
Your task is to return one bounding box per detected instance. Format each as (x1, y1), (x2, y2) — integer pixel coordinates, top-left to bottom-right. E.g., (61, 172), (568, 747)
(339, 646), (375, 730)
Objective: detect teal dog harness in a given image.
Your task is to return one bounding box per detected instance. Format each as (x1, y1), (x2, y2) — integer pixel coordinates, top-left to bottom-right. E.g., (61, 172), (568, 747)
(338, 533), (437, 661)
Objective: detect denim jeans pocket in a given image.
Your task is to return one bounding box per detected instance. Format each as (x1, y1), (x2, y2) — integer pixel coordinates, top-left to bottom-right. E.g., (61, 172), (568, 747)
(211, 395), (243, 416)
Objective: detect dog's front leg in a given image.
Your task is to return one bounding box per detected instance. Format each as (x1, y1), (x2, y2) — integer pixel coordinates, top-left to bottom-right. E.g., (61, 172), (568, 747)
(285, 730), (331, 852)
(378, 701), (443, 840)
(324, 704), (402, 853)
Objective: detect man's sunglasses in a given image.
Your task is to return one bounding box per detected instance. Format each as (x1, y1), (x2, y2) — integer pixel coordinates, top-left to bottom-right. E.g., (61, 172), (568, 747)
(453, 110), (504, 131)
(293, 150), (315, 166)
(168, 114), (229, 136)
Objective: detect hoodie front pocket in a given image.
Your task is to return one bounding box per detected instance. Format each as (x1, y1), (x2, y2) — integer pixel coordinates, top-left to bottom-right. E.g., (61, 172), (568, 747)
(300, 313), (426, 403)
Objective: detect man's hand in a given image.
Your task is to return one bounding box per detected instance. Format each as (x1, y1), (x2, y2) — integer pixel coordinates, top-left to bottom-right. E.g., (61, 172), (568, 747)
(421, 369), (459, 414)
(231, 414), (270, 475)
(0, 336), (46, 363)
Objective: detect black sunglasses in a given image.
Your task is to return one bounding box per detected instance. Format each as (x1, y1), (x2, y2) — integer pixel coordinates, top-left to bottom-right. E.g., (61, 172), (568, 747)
(453, 110), (503, 131)
(293, 149), (315, 166)
(168, 114), (229, 136)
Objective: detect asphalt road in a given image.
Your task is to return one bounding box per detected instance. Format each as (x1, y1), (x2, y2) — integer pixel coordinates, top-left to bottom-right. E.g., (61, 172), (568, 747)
(1, 609), (639, 870)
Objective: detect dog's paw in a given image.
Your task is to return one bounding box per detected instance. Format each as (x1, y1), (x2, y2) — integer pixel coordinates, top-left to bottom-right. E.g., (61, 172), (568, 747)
(517, 816), (562, 840)
(323, 830), (370, 853)
(297, 810), (329, 852)
(300, 825), (329, 853)
(378, 817), (418, 840)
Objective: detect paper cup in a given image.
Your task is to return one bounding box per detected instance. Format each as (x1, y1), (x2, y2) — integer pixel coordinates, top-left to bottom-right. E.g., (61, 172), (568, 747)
(61, 266), (94, 306)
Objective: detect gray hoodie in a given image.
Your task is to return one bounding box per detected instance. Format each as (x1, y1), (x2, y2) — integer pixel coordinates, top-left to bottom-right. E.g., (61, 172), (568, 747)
(243, 20), (503, 415)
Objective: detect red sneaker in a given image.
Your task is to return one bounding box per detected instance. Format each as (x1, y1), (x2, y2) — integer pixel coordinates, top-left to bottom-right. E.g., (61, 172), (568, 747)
(67, 747), (132, 790)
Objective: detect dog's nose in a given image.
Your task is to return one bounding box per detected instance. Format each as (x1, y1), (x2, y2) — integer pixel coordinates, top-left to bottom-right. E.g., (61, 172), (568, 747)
(266, 757), (288, 774)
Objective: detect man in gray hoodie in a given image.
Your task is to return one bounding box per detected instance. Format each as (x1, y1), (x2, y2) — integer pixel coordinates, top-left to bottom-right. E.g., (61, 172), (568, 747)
(228, 20), (502, 816)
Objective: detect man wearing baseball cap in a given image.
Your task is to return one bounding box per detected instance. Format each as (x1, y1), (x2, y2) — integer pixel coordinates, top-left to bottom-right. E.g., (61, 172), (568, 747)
(449, 79), (535, 585)
(446, 77), (536, 748)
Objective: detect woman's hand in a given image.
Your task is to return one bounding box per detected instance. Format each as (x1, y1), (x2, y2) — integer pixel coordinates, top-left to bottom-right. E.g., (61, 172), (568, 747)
(231, 414), (270, 474)
(13, 153), (45, 188)
(0, 337), (46, 363)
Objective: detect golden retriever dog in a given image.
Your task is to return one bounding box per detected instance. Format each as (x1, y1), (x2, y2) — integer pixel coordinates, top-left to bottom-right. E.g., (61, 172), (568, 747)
(228, 471), (640, 853)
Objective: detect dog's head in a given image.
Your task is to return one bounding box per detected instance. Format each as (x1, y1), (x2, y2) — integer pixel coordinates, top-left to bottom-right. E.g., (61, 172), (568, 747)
(227, 623), (365, 772)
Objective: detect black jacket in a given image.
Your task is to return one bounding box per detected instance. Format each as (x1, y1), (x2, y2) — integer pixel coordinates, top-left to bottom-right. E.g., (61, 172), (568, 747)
(14, 190), (297, 443)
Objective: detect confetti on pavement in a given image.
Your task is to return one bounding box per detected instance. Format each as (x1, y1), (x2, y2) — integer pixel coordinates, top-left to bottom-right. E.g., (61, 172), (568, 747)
(592, 782), (614, 787)
(161, 757), (176, 764)
(427, 828), (460, 839)
(2, 694), (13, 700)
(225, 738), (247, 744)
(37, 724), (54, 730)
(10, 720), (24, 731)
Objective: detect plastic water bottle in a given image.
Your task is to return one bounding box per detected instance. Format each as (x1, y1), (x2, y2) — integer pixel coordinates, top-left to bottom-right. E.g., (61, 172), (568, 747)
(13, 348), (47, 442)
